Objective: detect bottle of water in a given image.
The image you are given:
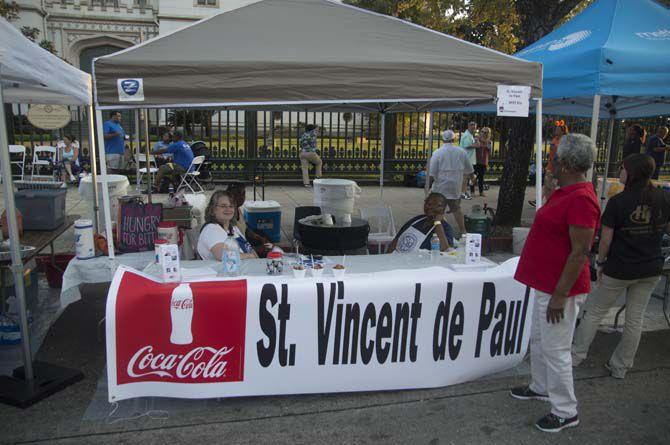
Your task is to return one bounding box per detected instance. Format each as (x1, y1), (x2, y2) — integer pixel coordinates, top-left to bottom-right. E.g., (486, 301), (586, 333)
(222, 240), (241, 276)
(168, 184), (175, 198)
(430, 233), (440, 261)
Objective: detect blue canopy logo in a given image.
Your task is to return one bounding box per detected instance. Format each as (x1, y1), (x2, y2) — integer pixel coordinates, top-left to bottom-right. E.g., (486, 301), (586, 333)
(548, 31), (592, 51)
(121, 79), (140, 96)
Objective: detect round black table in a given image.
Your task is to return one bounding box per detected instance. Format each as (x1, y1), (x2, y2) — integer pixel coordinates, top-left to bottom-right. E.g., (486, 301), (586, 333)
(297, 217), (370, 255)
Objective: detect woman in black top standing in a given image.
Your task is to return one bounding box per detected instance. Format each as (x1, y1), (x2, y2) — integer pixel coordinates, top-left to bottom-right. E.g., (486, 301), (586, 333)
(621, 125), (645, 159)
(572, 154), (670, 378)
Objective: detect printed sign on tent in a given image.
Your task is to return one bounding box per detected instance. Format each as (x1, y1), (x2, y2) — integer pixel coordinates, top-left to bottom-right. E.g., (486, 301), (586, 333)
(496, 85), (531, 117)
(117, 78), (145, 102)
(106, 260), (534, 402)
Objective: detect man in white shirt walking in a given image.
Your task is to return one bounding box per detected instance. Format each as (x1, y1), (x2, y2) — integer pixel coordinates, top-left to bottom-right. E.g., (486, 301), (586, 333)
(429, 130), (474, 237)
(459, 121), (479, 199)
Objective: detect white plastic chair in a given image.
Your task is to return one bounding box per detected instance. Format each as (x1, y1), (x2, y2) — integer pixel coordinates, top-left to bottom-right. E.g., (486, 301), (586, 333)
(30, 145), (57, 179)
(176, 155), (206, 194)
(137, 153), (158, 188)
(360, 206), (396, 254)
(8, 145), (26, 181)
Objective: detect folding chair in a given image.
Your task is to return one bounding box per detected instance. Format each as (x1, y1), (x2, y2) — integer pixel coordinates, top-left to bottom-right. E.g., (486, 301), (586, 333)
(8, 145), (26, 181)
(176, 155), (206, 194)
(137, 154), (158, 189)
(360, 205), (397, 254)
(30, 145), (57, 180)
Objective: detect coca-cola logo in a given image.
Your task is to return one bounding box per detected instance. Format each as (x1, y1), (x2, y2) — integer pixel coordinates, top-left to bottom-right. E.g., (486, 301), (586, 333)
(172, 298), (193, 310)
(127, 345), (234, 380)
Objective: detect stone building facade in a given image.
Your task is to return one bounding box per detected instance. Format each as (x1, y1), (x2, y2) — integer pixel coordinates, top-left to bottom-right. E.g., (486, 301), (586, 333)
(10, 0), (257, 73)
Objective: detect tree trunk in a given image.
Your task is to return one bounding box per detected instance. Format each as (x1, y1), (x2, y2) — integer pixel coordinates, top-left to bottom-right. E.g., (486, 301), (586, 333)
(494, 116), (535, 227)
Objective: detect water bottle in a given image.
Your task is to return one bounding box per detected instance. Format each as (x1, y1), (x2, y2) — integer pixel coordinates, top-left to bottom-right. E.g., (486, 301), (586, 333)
(430, 233), (440, 261)
(222, 240), (241, 276)
(168, 184), (175, 198)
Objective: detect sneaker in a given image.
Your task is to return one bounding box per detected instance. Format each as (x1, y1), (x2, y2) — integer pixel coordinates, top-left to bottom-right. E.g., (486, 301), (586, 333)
(304, 184), (312, 188)
(464, 193), (473, 200)
(460, 193), (467, 199)
(509, 386), (550, 402)
(69, 174), (76, 182)
(535, 413), (579, 433)
(604, 362), (625, 379)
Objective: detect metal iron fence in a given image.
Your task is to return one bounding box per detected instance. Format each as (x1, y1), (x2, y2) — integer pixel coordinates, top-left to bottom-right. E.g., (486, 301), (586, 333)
(6, 105), (670, 183)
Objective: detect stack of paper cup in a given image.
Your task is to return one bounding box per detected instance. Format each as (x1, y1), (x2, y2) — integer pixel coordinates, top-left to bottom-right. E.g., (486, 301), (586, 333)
(74, 219), (95, 260)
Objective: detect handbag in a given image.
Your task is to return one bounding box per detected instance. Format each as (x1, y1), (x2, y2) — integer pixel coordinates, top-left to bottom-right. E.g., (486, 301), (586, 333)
(117, 196), (163, 253)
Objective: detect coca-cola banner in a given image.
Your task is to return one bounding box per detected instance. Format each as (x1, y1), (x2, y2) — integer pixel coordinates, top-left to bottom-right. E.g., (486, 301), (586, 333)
(106, 259), (533, 402)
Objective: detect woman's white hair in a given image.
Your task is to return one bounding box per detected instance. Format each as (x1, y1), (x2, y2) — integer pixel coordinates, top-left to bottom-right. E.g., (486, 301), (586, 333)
(557, 133), (595, 173)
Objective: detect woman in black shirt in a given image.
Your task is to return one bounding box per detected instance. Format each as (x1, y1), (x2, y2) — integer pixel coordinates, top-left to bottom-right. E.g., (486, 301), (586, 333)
(572, 154), (670, 378)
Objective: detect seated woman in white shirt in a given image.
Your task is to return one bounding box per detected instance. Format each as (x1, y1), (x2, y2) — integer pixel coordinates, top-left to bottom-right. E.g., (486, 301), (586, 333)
(197, 190), (258, 261)
(387, 193), (454, 253)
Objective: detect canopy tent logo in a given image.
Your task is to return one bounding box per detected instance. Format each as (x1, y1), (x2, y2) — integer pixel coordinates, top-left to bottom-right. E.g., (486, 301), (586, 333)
(117, 78), (145, 102)
(635, 29), (670, 40)
(517, 30), (592, 56)
(547, 30), (592, 51)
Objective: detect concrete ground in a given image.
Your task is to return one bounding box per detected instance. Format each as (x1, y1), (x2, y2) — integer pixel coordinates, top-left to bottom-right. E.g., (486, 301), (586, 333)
(1, 183), (669, 444)
(0, 285), (667, 444)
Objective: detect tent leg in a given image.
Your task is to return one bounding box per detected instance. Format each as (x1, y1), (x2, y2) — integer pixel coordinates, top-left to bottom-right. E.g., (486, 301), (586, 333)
(87, 105), (100, 235)
(535, 99), (543, 208)
(94, 110), (116, 260)
(143, 109), (152, 204)
(135, 110), (141, 191)
(587, 94), (601, 182)
(0, 74), (83, 409)
(0, 79), (32, 386)
(379, 112), (385, 201)
(599, 115), (616, 205)
(424, 111), (433, 197)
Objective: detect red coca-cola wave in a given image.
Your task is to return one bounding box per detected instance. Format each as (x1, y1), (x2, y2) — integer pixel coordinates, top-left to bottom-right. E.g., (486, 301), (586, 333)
(114, 273), (247, 385)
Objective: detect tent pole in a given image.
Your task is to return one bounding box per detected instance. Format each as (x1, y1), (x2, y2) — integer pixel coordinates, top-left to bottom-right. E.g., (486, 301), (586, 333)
(535, 99), (544, 209)
(143, 109), (152, 204)
(86, 104), (100, 235)
(0, 77), (33, 386)
(135, 110), (141, 191)
(599, 114), (616, 205)
(379, 111), (385, 201)
(587, 94), (601, 182)
(424, 111), (434, 197)
(94, 109), (116, 260)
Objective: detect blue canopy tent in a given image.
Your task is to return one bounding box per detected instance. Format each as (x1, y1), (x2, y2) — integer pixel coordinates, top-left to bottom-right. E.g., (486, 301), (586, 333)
(430, 0), (670, 203)
(515, 0), (670, 200)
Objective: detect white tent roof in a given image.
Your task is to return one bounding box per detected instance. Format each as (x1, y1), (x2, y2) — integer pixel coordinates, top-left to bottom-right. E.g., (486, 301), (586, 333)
(0, 18), (91, 106)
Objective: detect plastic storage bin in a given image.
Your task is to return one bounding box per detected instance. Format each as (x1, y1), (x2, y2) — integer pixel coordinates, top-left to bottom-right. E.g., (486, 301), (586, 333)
(243, 201), (282, 243)
(14, 188), (67, 230)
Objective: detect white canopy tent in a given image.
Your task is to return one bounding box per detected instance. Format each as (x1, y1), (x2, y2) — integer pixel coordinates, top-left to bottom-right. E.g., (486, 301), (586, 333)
(91, 0), (543, 201)
(0, 18), (97, 406)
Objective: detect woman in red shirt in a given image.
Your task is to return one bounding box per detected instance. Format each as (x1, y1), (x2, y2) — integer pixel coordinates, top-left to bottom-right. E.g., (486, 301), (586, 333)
(511, 134), (600, 433)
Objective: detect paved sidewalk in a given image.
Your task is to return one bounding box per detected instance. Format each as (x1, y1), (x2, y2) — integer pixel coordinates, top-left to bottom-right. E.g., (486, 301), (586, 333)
(0, 285), (668, 444)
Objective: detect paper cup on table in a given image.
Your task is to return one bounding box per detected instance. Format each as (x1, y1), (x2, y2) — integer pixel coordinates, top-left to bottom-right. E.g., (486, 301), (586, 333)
(332, 265), (346, 278)
(292, 265), (306, 278)
(311, 265), (324, 278)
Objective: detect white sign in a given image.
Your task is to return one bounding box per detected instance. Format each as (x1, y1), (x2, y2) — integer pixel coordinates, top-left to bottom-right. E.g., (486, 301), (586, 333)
(496, 85), (531, 118)
(117, 78), (144, 102)
(465, 233), (482, 264)
(105, 259), (533, 401)
(26, 105), (71, 130)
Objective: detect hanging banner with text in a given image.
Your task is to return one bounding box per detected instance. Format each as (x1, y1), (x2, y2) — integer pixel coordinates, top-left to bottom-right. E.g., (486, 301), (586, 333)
(106, 259), (533, 402)
(496, 85), (531, 117)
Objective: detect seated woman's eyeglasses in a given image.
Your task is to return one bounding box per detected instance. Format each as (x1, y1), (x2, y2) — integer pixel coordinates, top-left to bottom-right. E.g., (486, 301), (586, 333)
(216, 204), (235, 209)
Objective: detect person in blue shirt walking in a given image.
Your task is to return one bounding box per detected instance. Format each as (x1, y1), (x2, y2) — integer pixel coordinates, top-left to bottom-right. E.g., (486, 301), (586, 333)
(152, 131), (194, 191)
(103, 111), (126, 172)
